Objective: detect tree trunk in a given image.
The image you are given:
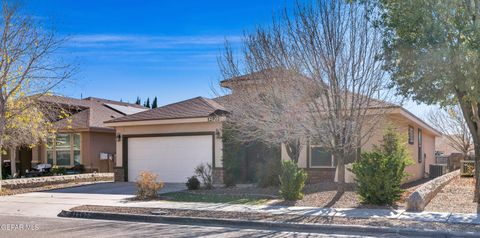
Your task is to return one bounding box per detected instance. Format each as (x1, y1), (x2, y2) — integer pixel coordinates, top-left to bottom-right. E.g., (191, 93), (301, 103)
(336, 152), (346, 192)
(474, 144), (480, 202)
(285, 139), (301, 164)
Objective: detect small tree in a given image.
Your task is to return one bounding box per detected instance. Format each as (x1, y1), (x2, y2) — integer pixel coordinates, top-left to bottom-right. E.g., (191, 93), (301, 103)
(144, 98), (150, 108)
(352, 127), (411, 205)
(135, 97), (141, 105)
(152, 97), (158, 108)
(279, 160), (307, 201)
(0, 1), (73, 183)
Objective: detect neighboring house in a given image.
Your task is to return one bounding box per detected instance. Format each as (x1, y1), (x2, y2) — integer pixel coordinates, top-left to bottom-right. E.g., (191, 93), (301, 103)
(2, 95), (147, 177)
(436, 134), (474, 157)
(106, 72), (441, 184)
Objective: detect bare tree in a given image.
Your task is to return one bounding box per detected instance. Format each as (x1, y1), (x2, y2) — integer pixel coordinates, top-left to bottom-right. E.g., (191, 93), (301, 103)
(428, 106), (473, 158)
(217, 69), (311, 163)
(0, 1), (73, 182)
(219, 0), (394, 191)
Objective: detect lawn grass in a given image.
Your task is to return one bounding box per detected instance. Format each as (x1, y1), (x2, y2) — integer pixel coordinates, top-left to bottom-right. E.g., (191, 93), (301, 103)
(161, 192), (270, 205)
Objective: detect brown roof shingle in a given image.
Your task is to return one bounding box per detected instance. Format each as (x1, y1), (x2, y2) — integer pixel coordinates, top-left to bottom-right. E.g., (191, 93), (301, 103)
(106, 96), (227, 123)
(38, 95), (147, 131)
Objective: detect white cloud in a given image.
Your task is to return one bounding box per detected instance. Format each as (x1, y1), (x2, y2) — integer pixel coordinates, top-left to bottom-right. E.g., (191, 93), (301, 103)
(67, 34), (242, 49)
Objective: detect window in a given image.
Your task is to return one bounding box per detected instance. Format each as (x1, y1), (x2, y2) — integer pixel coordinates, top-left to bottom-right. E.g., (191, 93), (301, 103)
(408, 126), (414, 144)
(418, 128), (422, 163)
(310, 146), (335, 167)
(46, 133), (81, 166)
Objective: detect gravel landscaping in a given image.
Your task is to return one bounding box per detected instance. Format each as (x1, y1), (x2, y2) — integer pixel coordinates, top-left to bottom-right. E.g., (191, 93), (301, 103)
(70, 205), (480, 233)
(425, 176), (478, 213)
(0, 179), (113, 196)
(162, 181), (423, 209)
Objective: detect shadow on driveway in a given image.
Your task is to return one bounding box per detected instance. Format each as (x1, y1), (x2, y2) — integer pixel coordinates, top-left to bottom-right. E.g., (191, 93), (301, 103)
(48, 182), (186, 195)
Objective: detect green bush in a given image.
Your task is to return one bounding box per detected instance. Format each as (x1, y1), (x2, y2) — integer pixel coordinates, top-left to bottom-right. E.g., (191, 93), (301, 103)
(352, 127), (411, 205)
(279, 160), (307, 201)
(51, 166), (66, 175)
(186, 176), (200, 190)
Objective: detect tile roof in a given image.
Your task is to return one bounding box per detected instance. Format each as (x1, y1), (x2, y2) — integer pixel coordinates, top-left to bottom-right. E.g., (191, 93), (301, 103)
(106, 96), (227, 123)
(38, 95), (148, 131)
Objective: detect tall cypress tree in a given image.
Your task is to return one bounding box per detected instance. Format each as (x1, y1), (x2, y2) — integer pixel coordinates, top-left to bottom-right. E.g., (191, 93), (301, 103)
(144, 98), (150, 108)
(152, 97), (158, 108)
(135, 96), (141, 105)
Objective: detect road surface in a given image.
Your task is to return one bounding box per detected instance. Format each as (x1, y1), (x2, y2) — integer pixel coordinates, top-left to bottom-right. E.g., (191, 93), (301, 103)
(0, 215), (415, 238)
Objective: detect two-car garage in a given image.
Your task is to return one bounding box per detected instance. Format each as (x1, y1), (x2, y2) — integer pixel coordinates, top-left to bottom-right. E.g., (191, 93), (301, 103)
(126, 134), (214, 182)
(104, 96), (226, 183)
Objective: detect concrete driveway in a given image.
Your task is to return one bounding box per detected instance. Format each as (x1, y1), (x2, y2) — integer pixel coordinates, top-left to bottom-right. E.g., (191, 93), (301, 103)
(0, 182), (186, 218)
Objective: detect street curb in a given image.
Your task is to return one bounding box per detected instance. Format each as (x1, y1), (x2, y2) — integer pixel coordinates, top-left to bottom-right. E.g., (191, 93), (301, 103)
(58, 210), (479, 237)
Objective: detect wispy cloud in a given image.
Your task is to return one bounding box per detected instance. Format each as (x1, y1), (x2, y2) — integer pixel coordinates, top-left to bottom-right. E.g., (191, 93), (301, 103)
(67, 34), (242, 49)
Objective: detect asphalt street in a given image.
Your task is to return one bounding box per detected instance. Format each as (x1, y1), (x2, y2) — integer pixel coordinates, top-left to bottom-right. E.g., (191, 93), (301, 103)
(0, 215), (417, 238)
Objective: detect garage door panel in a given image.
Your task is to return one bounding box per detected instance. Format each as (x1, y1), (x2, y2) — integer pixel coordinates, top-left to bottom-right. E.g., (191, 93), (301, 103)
(127, 135), (212, 182)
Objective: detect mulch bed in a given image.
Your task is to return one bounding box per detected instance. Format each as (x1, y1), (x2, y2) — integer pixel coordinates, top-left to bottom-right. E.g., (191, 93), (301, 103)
(71, 205), (480, 233)
(425, 176), (478, 214)
(0, 179), (113, 196)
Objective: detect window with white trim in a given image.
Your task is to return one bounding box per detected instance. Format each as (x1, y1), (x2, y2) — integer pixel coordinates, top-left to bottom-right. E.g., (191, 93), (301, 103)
(46, 133), (81, 166)
(310, 146), (335, 167)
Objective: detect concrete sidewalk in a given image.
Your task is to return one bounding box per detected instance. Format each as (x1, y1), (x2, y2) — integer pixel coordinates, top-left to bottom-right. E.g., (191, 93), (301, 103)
(138, 201), (480, 225)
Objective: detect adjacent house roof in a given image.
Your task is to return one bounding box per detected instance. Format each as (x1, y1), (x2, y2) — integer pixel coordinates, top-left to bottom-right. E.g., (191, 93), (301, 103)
(38, 95), (148, 131)
(106, 96), (227, 123)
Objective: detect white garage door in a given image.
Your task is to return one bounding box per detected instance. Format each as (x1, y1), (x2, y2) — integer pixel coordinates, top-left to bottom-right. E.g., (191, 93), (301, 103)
(127, 135), (213, 182)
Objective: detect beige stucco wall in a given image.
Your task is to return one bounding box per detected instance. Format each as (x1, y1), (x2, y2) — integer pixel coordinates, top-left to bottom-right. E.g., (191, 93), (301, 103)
(282, 111), (438, 183)
(84, 132), (116, 172)
(113, 121), (223, 168)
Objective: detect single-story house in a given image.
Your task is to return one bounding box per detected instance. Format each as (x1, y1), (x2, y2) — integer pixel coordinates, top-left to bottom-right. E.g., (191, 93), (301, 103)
(106, 72), (441, 184)
(2, 95), (147, 177)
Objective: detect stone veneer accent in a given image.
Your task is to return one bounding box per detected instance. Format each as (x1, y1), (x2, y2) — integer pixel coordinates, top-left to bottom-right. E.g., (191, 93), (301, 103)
(1, 173), (114, 189)
(306, 168), (336, 183)
(212, 167), (224, 184)
(114, 167), (125, 182)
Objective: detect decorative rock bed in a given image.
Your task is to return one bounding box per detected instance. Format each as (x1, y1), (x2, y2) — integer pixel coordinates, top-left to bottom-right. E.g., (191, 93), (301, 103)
(0, 173), (114, 189)
(406, 170), (460, 212)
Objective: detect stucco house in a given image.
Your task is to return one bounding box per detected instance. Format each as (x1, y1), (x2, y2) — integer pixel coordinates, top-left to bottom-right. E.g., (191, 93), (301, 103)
(106, 71), (441, 184)
(2, 95), (147, 177)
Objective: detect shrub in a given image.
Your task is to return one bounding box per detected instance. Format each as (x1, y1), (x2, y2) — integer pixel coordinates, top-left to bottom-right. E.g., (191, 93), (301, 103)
(195, 163), (213, 189)
(186, 176), (200, 190)
(136, 171), (164, 199)
(279, 160), (307, 201)
(352, 127), (411, 205)
(51, 166), (66, 175)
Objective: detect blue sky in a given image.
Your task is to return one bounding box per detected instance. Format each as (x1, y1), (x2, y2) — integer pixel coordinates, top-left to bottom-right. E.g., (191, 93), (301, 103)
(28, 0), (288, 105)
(28, 0), (434, 118)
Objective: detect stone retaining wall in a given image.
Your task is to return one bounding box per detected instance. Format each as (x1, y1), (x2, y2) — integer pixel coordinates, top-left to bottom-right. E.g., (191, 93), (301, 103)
(406, 170), (460, 212)
(1, 173), (114, 189)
